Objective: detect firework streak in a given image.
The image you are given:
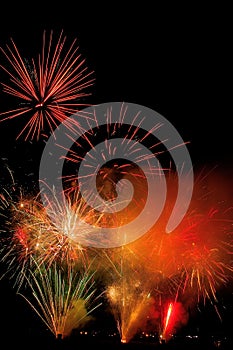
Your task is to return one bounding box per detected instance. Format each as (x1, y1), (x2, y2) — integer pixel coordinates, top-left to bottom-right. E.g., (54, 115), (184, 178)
(0, 30), (94, 140)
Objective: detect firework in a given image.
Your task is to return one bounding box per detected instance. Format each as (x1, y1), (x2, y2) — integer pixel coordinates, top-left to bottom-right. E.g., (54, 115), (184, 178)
(0, 182), (109, 291)
(101, 168), (233, 343)
(160, 301), (188, 343)
(105, 246), (156, 343)
(40, 107), (175, 250)
(18, 259), (102, 339)
(1, 117), (233, 345)
(129, 168), (233, 329)
(0, 30), (95, 141)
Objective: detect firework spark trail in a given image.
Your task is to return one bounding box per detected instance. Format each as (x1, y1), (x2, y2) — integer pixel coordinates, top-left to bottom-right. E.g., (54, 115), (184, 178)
(0, 174), (37, 289)
(160, 301), (189, 343)
(0, 163), (122, 290)
(0, 182), (111, 290)
(0, 193), (52, 289)
(105, 246), (156, 343)
(59, 107), (169, 197)
(163, 302), (173, 337)
(39, 101), (194, 249)
(18, 258), (102, 339)
(0, 30), (95, 141)
(96, 168), (233, 342)
(1, 135), (233, 343)
(0, 174), (105, 339)
(39, 182), (129, 248)
(104, 244), (186, 343)
(0, 168), (232, 343)
(63, 158), (233, 342)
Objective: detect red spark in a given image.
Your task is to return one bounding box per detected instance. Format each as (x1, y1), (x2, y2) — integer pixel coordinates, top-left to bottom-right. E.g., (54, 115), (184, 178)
(0, 30), (95, 141)
(13, 227), (29, 250)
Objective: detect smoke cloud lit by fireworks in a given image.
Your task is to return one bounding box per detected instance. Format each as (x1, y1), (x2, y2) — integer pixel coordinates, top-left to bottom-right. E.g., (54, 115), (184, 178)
(3, 166), (232, 343)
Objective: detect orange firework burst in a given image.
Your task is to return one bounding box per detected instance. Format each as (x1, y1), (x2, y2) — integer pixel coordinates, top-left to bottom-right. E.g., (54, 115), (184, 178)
(0, 184), (106, 290)
(0, 30), (95, 141)
(105, 246), (156, 344)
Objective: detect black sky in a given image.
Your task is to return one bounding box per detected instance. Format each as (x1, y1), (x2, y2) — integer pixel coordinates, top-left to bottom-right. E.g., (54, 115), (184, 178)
(0, 3), (232, 169)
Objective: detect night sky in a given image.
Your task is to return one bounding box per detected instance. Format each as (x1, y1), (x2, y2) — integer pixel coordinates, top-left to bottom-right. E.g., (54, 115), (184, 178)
(0, 3), (232, 168)
(0, 2), (232, 346)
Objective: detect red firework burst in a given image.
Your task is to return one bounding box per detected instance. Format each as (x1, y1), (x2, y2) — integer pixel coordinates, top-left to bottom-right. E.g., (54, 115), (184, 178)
(0, 30), (95, 141)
